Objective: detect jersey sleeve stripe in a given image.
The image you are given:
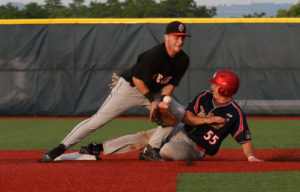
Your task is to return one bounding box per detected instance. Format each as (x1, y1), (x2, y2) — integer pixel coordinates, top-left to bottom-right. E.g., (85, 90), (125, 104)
(193, 92), (208, 114)
(232, 102), (244, 138)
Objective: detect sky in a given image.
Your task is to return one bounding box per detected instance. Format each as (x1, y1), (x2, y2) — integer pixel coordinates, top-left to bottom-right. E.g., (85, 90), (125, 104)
(1, 0), (299, 6)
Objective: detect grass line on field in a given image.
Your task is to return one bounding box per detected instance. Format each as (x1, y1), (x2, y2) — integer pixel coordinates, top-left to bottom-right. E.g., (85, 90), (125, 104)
(177, 171), (300, 192)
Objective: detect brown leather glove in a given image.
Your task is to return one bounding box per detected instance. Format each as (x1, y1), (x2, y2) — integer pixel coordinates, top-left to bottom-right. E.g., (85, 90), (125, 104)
(151, 108), (176, 127)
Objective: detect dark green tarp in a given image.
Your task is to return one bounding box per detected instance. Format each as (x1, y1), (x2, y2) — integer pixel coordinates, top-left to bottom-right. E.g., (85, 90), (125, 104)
(0, 22), (299, 116)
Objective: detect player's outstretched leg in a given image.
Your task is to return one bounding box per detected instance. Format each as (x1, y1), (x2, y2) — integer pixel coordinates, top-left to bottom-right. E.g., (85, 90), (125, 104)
(41, 144), (66, 162)
(79, 142), (103, 160)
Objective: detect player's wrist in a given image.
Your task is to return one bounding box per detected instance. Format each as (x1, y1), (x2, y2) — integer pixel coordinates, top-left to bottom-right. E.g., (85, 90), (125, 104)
(144, 92), (155, 103)
(160, 95), (167, 102)
(248, 155), (256, 161)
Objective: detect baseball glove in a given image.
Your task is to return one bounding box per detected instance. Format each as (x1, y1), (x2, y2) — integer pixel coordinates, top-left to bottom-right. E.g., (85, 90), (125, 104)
(152, 108), (176, 127)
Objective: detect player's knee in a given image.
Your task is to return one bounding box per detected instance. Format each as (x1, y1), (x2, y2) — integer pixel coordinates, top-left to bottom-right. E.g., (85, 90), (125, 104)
(170, 104), (185, 123)
(136, 129), (155, 142)
(160, 142), (192, 161)
(159, 143), (177, 161)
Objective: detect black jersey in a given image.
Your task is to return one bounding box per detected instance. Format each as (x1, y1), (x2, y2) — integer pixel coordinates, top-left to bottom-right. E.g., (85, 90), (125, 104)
(184, 91), (251, 156)
(121, 43), (189, 93)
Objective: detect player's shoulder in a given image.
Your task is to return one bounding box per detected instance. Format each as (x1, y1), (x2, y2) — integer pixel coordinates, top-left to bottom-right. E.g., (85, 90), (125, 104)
(176, 50), (190, 62)
(230, 100), (243, 110)
(229, 100), (246, 117)
(194, 90), (212, 100)
(139, 43), (164, 55)
(180, 50), (189, 58)
(199, 90), (212, 96)
(148, 43), (165, 54)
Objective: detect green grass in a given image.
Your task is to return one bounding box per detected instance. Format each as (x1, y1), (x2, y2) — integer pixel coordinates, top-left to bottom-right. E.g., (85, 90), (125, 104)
(0, 118), (299, 150)
(221, 119), (300, 149)
(177, 171), (300, 192)
(0, 118), (156, 150)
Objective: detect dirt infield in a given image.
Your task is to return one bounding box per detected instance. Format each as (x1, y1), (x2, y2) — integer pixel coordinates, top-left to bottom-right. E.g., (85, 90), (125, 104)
(1, 149), (299, 192)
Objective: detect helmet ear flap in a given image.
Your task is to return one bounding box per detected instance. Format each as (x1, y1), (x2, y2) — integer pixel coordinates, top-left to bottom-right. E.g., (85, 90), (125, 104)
(218, 87), (226, 96)
(218, 87), (232, 97)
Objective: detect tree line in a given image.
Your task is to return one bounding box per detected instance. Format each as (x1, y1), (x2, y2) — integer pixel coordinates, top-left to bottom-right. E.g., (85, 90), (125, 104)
(1, 0), (299, 19)
(0, 0), (217, 18)
(244, 3), (300, 18)
(277, 3), (300, 17)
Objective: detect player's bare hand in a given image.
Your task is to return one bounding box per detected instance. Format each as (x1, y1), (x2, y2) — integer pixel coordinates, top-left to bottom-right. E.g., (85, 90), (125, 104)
(204, 116), (225, 124)
(149, 101), (158, 122)
(248, 156), (264, 162)
(158, 102), (168, 109)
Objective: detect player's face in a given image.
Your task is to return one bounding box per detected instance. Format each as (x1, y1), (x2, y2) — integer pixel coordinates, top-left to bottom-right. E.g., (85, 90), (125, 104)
(211, 84), (222, 98)
(164, 34), (186, 57)
(211, 83), (233, 103)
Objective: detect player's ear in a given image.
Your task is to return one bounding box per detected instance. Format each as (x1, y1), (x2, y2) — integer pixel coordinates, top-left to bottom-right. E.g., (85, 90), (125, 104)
(164, 34), (169, 42)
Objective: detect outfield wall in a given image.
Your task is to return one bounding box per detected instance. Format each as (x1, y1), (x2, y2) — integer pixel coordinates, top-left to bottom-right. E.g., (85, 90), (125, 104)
(0, 18), (300, 116)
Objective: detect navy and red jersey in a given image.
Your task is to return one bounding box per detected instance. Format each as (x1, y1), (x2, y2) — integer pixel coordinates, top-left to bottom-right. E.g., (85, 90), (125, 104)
(121, 43), (189, 93)
(184, 91), (251, 156)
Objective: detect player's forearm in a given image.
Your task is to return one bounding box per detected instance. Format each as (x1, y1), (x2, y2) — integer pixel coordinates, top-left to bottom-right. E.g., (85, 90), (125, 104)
(242, 141), (263, 162)
(132, 76), (157, 121)
(161, 84), (175, 96)
(182, 111), (207, 125)
(242, 141), (255, 158)
(132, 76), (150, 95)
(132, 76), (156, 104)
(182, 111), (225, 126)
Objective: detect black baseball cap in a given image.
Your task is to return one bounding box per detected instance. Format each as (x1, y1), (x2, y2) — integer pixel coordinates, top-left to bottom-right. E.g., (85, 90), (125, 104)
(165, 21), (191, 36)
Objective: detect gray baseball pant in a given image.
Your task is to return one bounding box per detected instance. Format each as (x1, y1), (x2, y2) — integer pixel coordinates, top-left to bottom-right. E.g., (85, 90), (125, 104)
(61, 77), (185, 150)
(102, 125), (205, 161)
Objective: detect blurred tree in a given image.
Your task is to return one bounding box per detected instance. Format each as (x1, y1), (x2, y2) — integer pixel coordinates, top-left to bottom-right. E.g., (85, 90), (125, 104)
(106, 0), (123, 17)
(50, 7), (73, 18)
(44, 0), (64, 10)
(122, 0), (163, 17)
(44, 0), (72, 18)
(243, 12), (266, 18)
(88, 1), (108, 17)
(194, 5), (216, 17)
(0, 0), (217, 18)
(277, 3), (300, 17)
(69, 0), (89, 17)
(160, 0), (215, 17)
(0, 3), (24, 18)
(22, 3), (47, 18)
(277, 9), (288, 17)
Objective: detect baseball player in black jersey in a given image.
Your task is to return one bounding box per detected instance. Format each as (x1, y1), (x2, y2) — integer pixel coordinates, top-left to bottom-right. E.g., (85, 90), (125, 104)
(79, 70), (263, 162)
(41, 21), (190, 162)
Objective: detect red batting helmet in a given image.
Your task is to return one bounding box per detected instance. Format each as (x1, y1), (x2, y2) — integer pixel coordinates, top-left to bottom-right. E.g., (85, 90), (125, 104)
(208, 70), (240, 97)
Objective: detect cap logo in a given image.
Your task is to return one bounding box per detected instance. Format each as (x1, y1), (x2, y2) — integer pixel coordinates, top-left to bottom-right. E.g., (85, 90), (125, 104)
(178, 24), (185, 32)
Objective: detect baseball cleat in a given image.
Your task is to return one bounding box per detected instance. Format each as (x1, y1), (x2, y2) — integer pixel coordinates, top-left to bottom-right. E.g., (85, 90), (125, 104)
(139, 144), (161, 161)
(79, 142), (103, 160)
(41, 144), (66, 163)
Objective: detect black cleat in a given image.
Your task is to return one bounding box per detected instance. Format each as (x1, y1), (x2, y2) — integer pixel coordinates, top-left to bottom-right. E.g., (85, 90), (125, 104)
(79, 142), (103, 160)
(139, 144), (161, 161)
(41, 144), (66, 162)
